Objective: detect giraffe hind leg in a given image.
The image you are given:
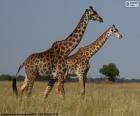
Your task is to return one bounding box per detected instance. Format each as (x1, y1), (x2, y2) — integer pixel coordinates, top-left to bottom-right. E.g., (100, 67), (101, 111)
(25, 75), (37, 97)
(20, 72), (37, 98)
(78, 74), (86, 96)
(17, 73), (29, 97)
(79, 67), (89, 96)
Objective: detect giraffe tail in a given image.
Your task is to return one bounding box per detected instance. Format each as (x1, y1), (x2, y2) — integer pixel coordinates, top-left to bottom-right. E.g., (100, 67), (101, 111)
(12, 62), (25, 96)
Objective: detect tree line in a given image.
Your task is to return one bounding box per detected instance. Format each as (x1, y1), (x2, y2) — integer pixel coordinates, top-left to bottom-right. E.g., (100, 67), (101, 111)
(0, 74), (140, 83)
(0, 63), (140, 83)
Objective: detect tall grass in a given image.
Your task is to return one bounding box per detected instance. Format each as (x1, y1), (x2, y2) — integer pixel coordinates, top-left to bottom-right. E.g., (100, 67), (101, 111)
(0, 81), (140, 116)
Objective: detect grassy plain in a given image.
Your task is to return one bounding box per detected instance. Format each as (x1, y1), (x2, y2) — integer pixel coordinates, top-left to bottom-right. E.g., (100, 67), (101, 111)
(0, 81), (140, 116)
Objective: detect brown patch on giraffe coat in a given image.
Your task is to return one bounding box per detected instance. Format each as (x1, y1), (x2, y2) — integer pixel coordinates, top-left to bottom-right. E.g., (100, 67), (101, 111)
(61, 45), (65, 51)
(81, 30), (85, 34)
(43, 63), (47, 68)
(68, 42), (73, 47)
(83, 26), (86, 30)
(79, 34), (83, 38)
(50, 54), (55, 58)
(55, 48), (60, 54)
(71, 39), (76, 43)
(86, 52), (89, 56)
(61, 51), (65, 56)
(35, 59), (39, 63)
(73, 34), (78, 38)
(56, 56), (62, 60)
(30, 65), (34, 69)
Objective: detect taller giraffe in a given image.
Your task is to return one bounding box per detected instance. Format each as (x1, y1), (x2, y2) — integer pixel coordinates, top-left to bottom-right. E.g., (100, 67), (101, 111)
(12, 6), (103, 99)
(66, 25), (122, 95)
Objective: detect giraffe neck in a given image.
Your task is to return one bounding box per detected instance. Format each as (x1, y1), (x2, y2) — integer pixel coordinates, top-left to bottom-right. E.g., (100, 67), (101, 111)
(62, 11), (89, 57)
(80, 28), (111, 61)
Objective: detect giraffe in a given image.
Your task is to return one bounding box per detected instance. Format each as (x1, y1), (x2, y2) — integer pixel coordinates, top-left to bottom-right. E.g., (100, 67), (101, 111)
(66, 25), (122, 95)
(12, 6), (103, 99)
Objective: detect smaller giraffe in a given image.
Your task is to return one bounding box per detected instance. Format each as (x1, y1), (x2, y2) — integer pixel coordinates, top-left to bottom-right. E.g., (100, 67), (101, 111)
(66, 25), (123, 95)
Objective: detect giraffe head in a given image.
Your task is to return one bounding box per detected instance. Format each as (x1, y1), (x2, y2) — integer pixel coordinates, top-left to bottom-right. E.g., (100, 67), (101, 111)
(86, 6), (103, 22)
(108, 24), (123, 39)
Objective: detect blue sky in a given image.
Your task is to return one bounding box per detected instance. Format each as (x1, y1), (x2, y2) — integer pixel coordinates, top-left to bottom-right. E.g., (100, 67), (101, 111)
(0, 0), (140, 79)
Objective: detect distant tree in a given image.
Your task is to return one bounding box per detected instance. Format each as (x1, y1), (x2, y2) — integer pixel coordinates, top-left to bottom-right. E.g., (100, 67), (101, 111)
(99, 63), (119, 82)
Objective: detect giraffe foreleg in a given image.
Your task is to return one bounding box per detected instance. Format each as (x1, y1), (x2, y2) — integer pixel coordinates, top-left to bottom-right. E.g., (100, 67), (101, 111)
(78, 74), (86, 96)
(56, 70), (66, 98)
(56, 78), (64, 95)
(56, 80), (65, 97)
(55, 60), (67, 98)
(43, 78), (56, 99)
(77, 64), (89, 96)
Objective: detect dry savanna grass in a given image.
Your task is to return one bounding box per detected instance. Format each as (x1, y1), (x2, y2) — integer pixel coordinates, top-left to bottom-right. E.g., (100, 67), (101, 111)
(0, 81), (140, 116)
